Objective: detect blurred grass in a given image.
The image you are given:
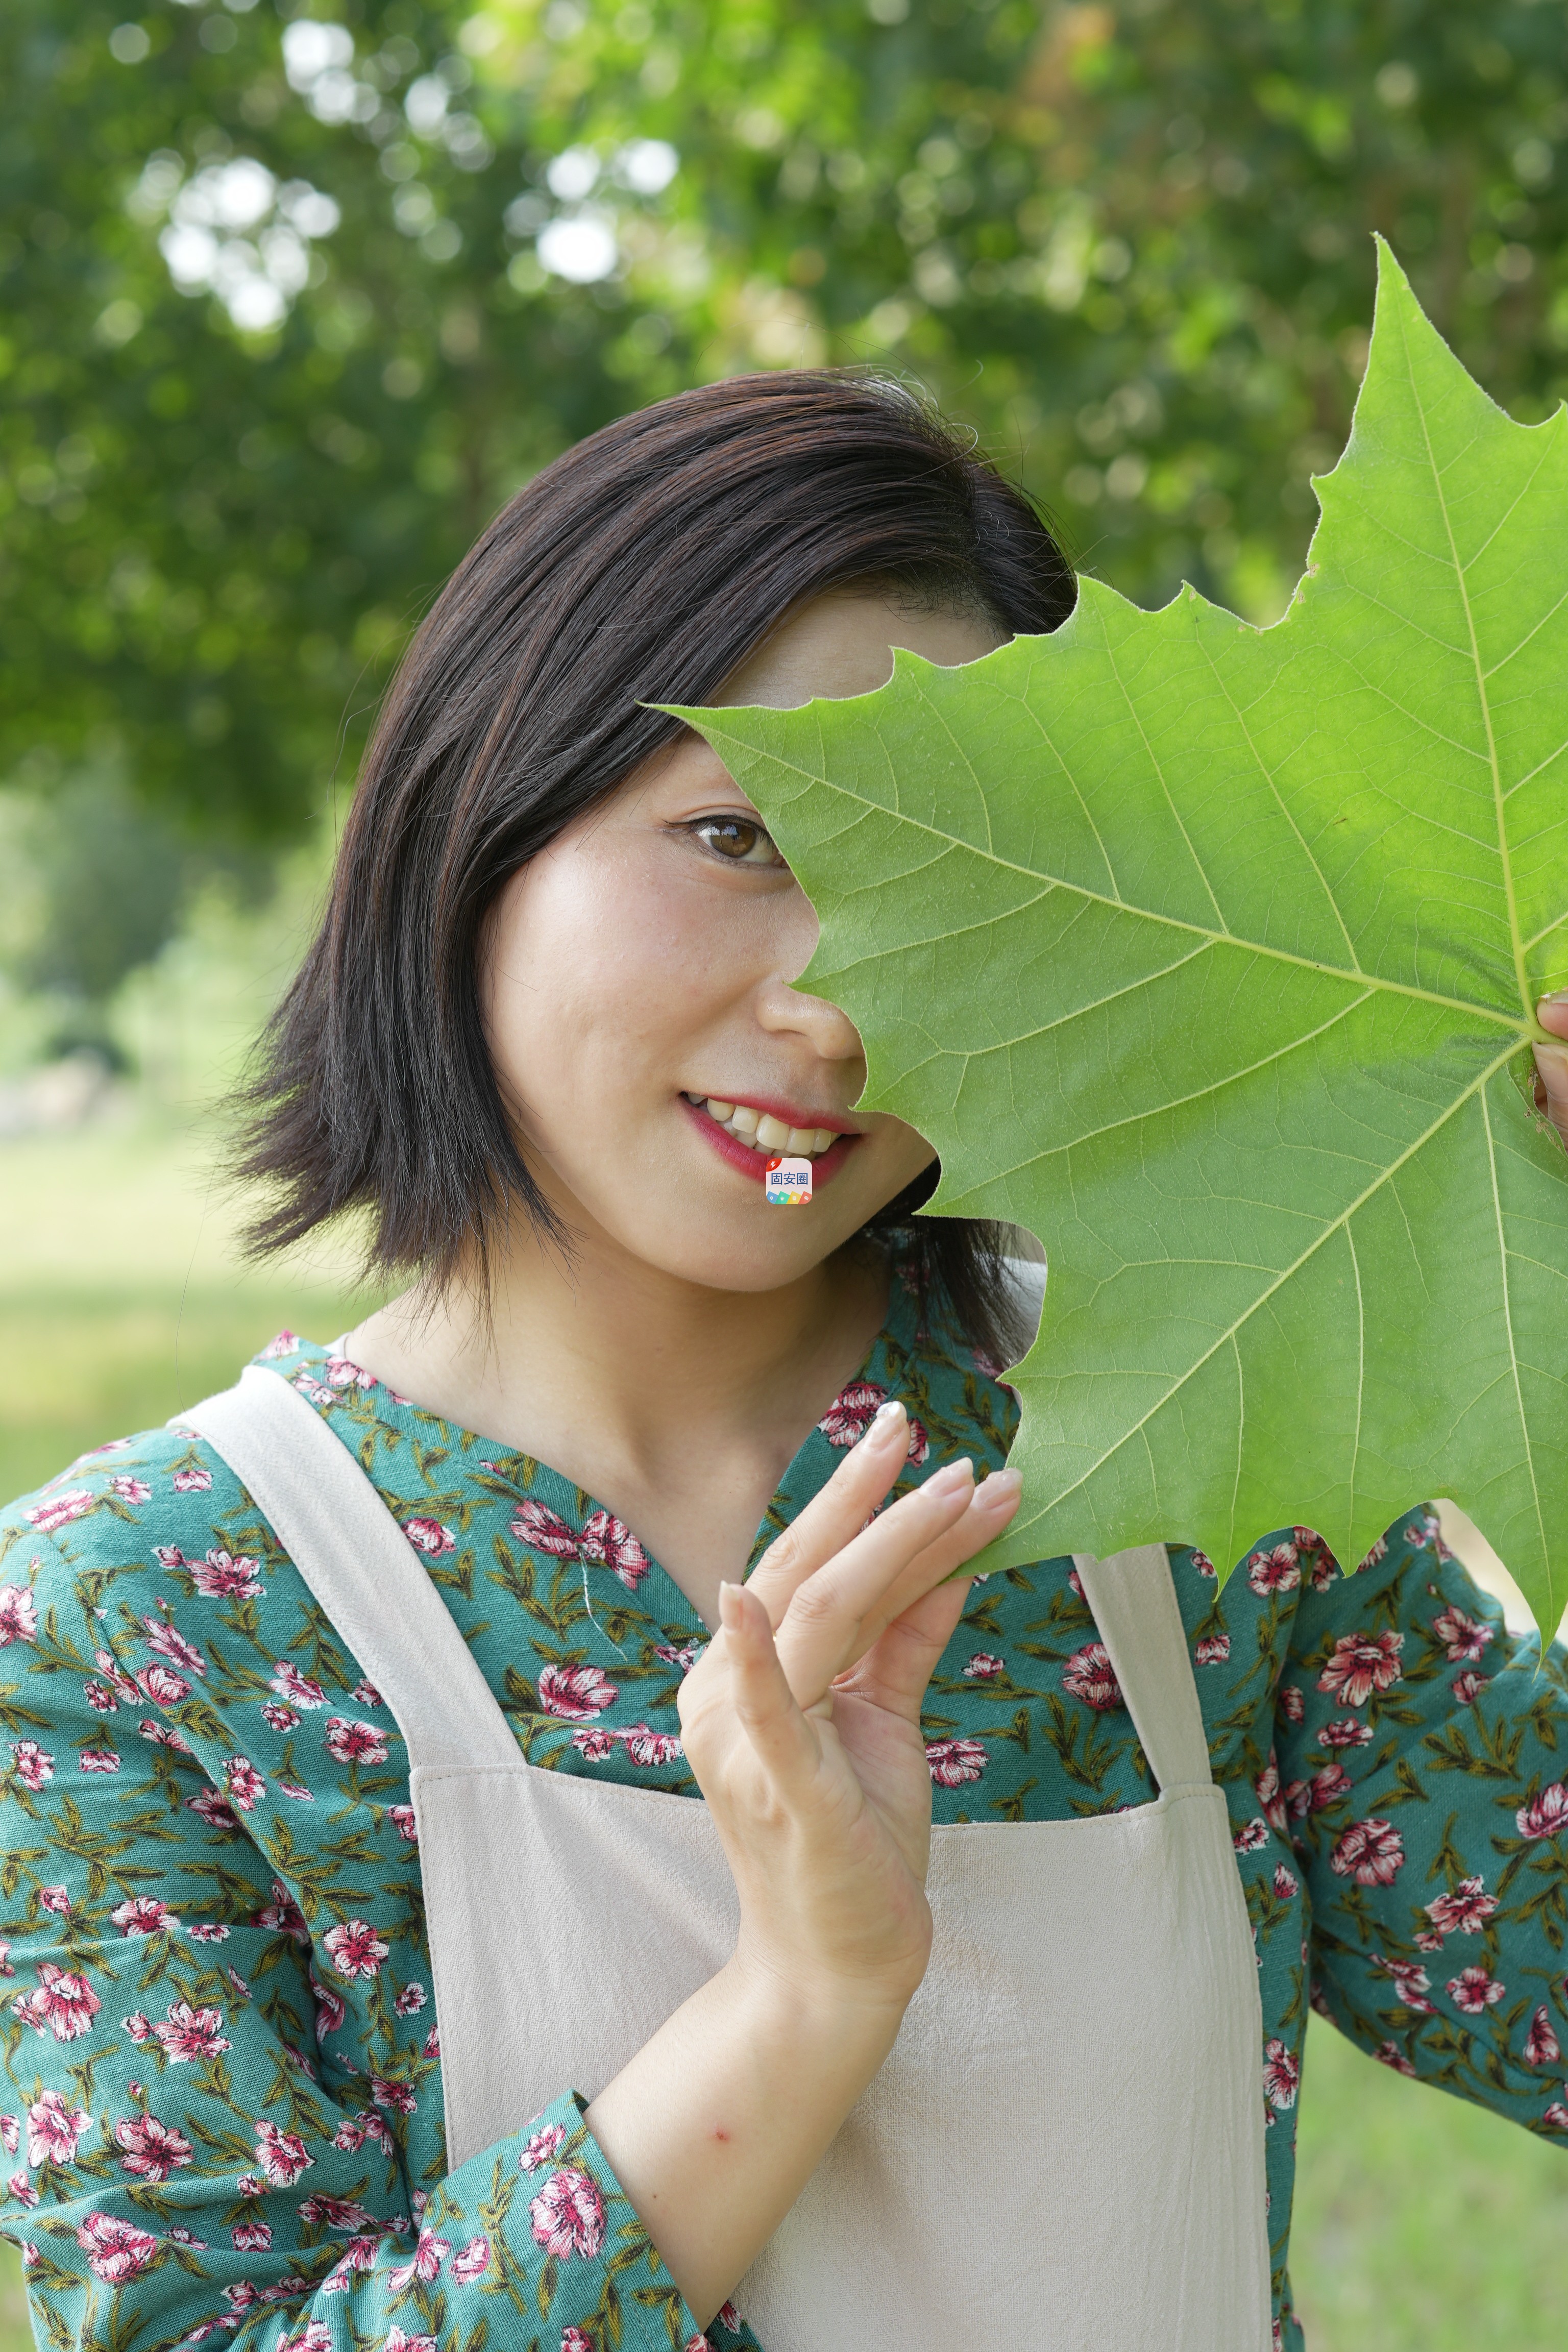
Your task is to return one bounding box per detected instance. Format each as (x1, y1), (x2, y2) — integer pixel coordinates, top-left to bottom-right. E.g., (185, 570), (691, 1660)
(0, 1120), (377, 1503)
(1, 872), (1565, 2347)
(1292, 2018), (1568, 2348)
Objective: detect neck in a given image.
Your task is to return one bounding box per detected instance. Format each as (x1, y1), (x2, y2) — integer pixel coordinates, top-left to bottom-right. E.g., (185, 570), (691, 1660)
(343, 1202), (890, 1620)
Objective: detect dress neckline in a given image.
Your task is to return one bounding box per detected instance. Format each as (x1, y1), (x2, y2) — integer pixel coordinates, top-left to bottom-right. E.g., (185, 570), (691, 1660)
(260, 1257), (950, 1641)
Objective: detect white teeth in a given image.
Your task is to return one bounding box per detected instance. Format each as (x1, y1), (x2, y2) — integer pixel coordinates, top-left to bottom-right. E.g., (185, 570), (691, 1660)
(689, 1096), (847, 1158)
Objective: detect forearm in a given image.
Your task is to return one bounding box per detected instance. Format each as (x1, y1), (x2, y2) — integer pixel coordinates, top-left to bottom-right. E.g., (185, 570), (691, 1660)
(585, 1948), (906, 2325)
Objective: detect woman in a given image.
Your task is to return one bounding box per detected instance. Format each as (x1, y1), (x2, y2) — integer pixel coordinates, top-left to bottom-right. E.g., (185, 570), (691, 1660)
(3, 376), (1566, 2352)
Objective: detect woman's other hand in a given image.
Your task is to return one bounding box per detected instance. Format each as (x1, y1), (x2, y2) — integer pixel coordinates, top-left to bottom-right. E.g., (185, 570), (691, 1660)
(584, 1406), (1018, 2324)
(1534, 995), (1568, 1152)
(678, 1401), (1020, 2010)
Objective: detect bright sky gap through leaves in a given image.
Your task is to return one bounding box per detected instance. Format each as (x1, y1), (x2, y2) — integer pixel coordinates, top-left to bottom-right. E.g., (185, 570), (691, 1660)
(681, 242), (1568, 1638)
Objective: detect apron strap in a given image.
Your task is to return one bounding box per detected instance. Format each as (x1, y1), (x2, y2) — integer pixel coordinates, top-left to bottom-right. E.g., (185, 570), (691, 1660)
(1072, 1545), (1212, 1792)
(174, 1366), (520, 1777)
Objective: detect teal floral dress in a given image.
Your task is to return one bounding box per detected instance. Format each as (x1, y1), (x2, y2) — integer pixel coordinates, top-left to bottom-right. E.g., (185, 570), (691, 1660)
(1, 1272), (1564, 2352)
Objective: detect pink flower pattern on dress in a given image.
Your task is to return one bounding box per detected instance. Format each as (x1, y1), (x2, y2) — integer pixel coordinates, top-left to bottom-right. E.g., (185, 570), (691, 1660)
(112, 1897), (179, 1938)
(324, 1920), (389, 1979)
(142, 1617), (206, 1677)
(0, 1584), (38, 1645)
(1316, 1630), (1404, 1707)
(536, 1663), (618, 1720)
(619, 1724), (683, 1767)
(528, 2167), (605, 2260)
(1523, 2006), (1561, 2067)
(402, 1517), (456, 1556)
(115, 2113), (193, 2181)
(12, 1739), (53, 1790)
(189, 1550), (264, 1599)
(223, 1755), (265, 1811)
(1423, 1876), (1498, 1936)
(254, 2120), (314, 2186)
(138, 1663), (190, 1707)
(1448, 1966), (1505, 2014)
(1247, 1544), (1301, 1597)
(521, 2121), (567, 2173)
(578, 1509), (650, 1591)
(925, 1736), (988, 1786)
(509, 1499), (580, 1557)
(1329, 1817), (1405, 1886)
(75, 2211), (158, 2283)
(28, 2090), (91, 2166)
(451, 2234), (491, 2283)
(20, 1964), (100, 2042)
(1061, 1641), (1123, 1711)
(270, 1661), (328, 1708)
(26, 1489), (95, 1534)
(325, 1717), (389, 1766)
(1432, 1605), (1492, 1663)
(151, 2001), (230, 2062)
(1263, 2038), (1300, 2109)
(1371, 1956), (1433, 2014)
(1515, 1781), (1568, 1840)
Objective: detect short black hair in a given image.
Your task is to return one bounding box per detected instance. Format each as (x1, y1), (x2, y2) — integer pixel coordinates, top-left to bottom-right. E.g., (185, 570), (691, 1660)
(237, 370), (1074, 1367)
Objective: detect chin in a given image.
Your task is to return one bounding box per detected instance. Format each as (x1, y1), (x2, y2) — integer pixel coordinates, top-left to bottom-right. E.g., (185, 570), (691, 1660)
(601, 1208), (870, 1295)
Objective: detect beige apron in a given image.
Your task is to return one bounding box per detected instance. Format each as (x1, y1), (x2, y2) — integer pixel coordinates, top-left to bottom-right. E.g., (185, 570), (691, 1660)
(182, 1364), (1271, 2350)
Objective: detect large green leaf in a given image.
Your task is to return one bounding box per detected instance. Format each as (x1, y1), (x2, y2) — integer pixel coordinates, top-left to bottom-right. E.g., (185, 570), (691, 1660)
(684, 242), (1568, 1633)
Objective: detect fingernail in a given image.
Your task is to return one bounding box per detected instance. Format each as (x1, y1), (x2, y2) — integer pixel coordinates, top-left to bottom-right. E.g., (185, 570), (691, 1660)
(864, 1400), (907, 1446)
(975, 1467), (1022, 1506)
(717, 1580), (741, 1629)
(1540, 990), (1568, 1004)
(925, 1457), (974, 1497)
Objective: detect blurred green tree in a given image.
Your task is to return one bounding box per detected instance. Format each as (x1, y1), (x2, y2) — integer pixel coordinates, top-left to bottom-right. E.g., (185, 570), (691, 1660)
(5, 0), (1567, 876)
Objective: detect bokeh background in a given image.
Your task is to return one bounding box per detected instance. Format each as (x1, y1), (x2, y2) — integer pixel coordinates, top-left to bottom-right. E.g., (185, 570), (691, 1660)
(4, 2), (1568, 2342)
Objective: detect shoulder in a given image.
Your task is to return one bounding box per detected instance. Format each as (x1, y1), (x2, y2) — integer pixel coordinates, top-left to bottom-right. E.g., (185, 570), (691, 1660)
(2, 1416), (259, 1599)
(0, 1331), (351, 1602)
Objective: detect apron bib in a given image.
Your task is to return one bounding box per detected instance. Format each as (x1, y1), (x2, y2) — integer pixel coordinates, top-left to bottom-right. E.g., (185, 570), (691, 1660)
(183, 1365), (1272, 2350)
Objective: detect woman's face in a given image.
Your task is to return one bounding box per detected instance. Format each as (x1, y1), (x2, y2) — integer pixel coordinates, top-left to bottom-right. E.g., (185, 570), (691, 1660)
(482, 591), (1003, 1292)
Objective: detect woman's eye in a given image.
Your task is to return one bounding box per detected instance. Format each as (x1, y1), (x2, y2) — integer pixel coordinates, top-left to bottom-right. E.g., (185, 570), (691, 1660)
(691, 816), (786, 867)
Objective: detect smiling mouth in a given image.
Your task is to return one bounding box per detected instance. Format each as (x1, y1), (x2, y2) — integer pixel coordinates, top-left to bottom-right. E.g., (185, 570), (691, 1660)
(681, 1093), (849, 1159)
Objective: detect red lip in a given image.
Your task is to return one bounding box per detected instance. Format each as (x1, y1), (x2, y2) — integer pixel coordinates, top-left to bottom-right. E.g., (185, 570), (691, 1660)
(679, 1096), (859, 1188)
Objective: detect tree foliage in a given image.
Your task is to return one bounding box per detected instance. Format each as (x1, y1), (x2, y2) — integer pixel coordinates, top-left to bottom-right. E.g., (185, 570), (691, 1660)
(7, 0), (1568, 854)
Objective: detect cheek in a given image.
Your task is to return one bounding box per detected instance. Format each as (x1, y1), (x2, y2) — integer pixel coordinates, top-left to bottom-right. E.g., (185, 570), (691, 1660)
(483, 850), (743, 1111)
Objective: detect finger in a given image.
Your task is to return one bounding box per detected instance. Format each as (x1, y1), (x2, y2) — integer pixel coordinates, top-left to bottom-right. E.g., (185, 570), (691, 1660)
(1533, 998), (1568, 1150)
(1536, 1049), (1568, 1148)
(838, 1573), (978, 1722)
(773, 1463), (1018, 1703)
(746, 1401), (917, 1627)
(708, 1579), (823, 1799)
(845, 1467), (1022, 1659)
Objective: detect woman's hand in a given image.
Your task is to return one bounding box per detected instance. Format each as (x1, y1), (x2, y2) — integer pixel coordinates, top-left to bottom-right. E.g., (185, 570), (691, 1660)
(677, 1403), (1019, 2011)
(1534, 995), (1568, 1151)
(584, 1407), (1019, 2325)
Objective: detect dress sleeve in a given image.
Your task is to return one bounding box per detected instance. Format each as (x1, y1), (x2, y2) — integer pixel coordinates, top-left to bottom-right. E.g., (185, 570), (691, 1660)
(0, 1524), (760, 2352)
(1276, 1511), (1568, 2138)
